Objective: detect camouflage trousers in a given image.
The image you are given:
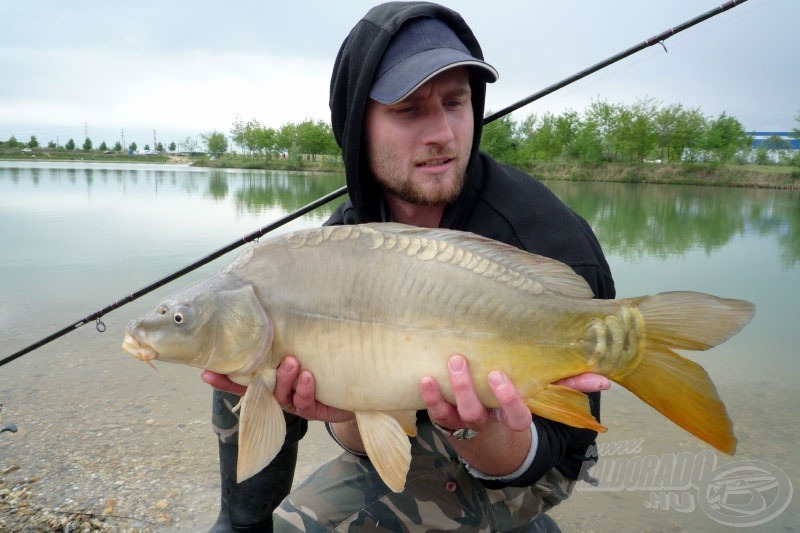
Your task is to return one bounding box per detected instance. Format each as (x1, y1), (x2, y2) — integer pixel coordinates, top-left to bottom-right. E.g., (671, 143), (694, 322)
(212, 389), (244, 445)
(273, 421), (574, 532)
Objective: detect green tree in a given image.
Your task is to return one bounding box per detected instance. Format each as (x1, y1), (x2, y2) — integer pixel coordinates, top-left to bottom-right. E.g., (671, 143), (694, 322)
(83, 137), (93, 151)
(672, 107), (707, 163)
(480, 114), (520, 166)
(203, 131), (228, 158)
(47, 140), (57, 149)
(570, 119), (603, 163)
(704, 112), (748, 164)
(27, 135), (39, 149)
(113, 141), (122, 151)
(624, 98), (659, 163)
(144, 144), (150, 151)
(156, 142), (164, 152)
(584, 100), (619, 161)
(529, 113), (560, 162)
(7, 136), (19, 148)
(276, 123), (299, 156)
(244, 119), (263, 154)
(554, 110), (580, 158)
(179, 136), (197, 153)
(65, 138), (76, 151)
(168, 141), (177, 152)
(99, 141), (108, 151)
(296, 119), (338, 157)
(129, 142), (137, 152)
(230, 116), (248, 153)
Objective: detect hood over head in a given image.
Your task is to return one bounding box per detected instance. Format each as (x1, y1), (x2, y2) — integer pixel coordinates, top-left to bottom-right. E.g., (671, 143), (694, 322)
(329, 1), (497, 223)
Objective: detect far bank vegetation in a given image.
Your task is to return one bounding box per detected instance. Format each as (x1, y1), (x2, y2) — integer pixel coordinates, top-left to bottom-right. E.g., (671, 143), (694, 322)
(3, 99), (799, 186)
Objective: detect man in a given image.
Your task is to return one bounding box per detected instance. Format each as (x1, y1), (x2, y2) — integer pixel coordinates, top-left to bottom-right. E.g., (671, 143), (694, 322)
(206, 2), (615, 531)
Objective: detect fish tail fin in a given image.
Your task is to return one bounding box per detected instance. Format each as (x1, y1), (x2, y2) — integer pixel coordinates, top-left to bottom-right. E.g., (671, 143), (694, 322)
(617, 292), (754, 455)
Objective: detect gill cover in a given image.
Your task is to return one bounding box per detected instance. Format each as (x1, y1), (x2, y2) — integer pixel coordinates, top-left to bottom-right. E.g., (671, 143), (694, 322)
(204, 283), (273, 375)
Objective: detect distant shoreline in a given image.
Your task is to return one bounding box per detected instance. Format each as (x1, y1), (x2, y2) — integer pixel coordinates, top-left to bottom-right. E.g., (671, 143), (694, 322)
(2, 154), (798, 190)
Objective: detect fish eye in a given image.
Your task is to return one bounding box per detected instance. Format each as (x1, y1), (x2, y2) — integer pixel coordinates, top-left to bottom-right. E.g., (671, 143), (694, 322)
(173, 312), (184, 324)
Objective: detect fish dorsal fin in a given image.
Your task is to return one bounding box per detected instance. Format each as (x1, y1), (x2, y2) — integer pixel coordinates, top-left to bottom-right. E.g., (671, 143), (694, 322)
(236, 371), (286, 483)
(355, 411), (412, 493)
(359, 223), (594, 299)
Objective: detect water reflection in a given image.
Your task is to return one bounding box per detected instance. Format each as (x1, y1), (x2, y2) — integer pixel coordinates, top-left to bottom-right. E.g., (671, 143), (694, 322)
(2, 162), (797, 266)
(232, 171), (346, 214)
(546, 180), (800, 266)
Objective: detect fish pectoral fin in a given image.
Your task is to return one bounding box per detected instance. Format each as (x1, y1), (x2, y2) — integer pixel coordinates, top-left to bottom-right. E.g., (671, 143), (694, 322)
(385, 410), (418, 437)
(355, 411), (412, 493)
(527, 385), (606, 433)
(236, 372), (285, 483)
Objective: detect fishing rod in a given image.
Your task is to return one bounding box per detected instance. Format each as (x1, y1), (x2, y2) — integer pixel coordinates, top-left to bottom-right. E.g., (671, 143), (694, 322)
(0, 0), (749, 369)
(484, 0), (748, 124)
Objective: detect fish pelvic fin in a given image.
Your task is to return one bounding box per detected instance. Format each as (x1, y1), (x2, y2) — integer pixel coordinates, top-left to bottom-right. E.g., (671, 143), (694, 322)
(355, 411), (412, 493)
(385, 410), (419, 437)
(236, 371), (285, 483)
(616, 291), (755, 455)
(526, 384), (606, 433)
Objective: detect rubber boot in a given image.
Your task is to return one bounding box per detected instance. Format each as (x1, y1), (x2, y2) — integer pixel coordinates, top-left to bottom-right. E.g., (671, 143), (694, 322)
(209, 439), (298, 532)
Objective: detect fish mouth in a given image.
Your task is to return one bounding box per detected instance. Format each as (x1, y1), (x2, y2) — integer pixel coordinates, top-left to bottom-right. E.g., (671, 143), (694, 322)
(121, 332), (158, 368)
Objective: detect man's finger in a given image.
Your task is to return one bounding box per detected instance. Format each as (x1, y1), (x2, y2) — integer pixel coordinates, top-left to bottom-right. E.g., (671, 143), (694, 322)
(488, 371), (531, 432)
(274, 356), (300, 405)
(448, 355), (485, 425)
(555, 373), (610, 392)
(201, 370), (247, 396)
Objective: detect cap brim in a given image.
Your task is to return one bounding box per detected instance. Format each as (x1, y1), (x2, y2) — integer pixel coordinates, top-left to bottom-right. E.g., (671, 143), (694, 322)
(370, 48), (498, 105)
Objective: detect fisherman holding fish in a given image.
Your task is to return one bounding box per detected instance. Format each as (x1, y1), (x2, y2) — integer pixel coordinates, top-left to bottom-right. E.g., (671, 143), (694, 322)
(201, 3), (617, 531)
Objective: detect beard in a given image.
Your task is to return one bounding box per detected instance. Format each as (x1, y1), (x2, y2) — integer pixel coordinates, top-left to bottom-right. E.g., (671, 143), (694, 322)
(382, 168), (466, 205)
(368, 146), (470, 206)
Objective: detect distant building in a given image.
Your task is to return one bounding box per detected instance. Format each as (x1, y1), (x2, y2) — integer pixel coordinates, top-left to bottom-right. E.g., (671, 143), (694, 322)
(748, 131), (799, 150)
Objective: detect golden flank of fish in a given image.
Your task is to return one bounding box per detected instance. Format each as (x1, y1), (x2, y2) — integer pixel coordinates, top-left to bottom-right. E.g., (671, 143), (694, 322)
(121, 223), (755, 492)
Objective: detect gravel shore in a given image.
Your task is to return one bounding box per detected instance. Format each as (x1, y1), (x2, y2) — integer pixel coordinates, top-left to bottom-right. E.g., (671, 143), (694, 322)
(0, 327), (340, 532)
(2, 323), (798, 531)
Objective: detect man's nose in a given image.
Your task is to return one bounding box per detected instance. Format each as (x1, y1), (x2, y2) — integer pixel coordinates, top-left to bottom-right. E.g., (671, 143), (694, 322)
(421, 106), (456, 145)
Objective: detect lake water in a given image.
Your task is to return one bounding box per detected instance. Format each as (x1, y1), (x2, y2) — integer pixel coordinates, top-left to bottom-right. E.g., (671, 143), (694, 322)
(1, 161), (797, 531)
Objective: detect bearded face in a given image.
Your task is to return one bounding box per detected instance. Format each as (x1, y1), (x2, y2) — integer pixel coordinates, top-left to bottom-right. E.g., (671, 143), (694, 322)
(364, 68), (474, 207)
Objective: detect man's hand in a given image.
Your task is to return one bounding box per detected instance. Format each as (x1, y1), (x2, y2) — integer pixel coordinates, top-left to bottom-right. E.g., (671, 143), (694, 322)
(272, 356), (354, 423)
(420, 354), (610, 432)
(202, 356), (353, 424)
(418, 355), (610, 477)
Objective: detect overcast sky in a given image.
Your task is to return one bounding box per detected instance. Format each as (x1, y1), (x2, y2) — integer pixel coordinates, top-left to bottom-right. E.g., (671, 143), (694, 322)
(1, 0), (796, 149)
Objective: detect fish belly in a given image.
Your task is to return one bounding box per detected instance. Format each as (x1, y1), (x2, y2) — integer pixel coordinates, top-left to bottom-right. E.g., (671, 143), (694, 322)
(270, 312), (596, 412)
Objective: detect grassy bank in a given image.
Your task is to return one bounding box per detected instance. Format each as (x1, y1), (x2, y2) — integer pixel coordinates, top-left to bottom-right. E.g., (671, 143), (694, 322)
(0, 149), (169, 164)
(195, 153), (344, 173)
(525, 161), (800, 190)
(3, 149), (799, 189)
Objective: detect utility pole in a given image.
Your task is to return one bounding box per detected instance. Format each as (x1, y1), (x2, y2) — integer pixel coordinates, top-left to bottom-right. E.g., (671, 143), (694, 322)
(121, 129), (125, 151)
(153, 129), (157, 151)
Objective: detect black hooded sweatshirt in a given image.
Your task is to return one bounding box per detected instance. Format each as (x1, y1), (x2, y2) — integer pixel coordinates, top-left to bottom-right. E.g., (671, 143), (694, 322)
(323, 2), (616, 488)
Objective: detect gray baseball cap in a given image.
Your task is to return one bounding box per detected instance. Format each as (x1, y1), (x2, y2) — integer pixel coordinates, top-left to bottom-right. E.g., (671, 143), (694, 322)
(370, 17), (498, 105)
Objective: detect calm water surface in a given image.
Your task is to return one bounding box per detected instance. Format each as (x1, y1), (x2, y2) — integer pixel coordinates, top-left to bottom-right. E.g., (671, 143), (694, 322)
(1, 161), (797, 530)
